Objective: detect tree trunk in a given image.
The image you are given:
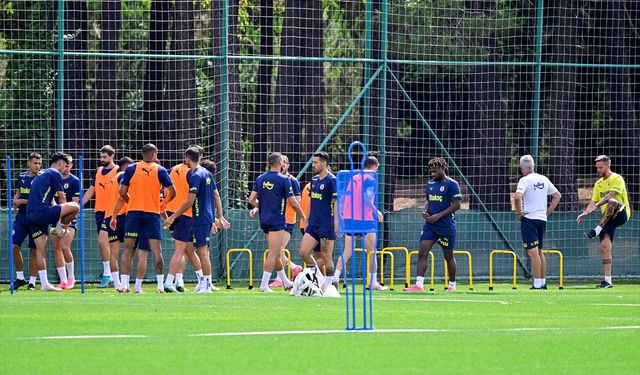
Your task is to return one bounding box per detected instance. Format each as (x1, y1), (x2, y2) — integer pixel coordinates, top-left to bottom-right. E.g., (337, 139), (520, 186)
(143, 0), (169, 149)
(540, 1), (580, 211)
(250, 0), (274, 190)
(166, 0), (198, 166)
(61, 0), (87, 155)
(95, 0), (120, 153)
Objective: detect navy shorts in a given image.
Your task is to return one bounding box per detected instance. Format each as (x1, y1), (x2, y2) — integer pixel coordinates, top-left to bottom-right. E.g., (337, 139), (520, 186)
(599, 209), (628, 242)
(136, 237), (150, 252)
(193, 224), (212, 247)
(101, 214), (127, 243)
(69, 216), (78, 230)
(285, 223), (295, 235)
(95, 211), (105, 234)
(420, 224), (455, 250)
(305, 225), (336, 243)
(170, 215), (193, 242)
(125, 216), (162, 241)
(28, 206), (62, 239)
(261, 222), (286, 234)
(12, 214), (35, 248)
(521, 217), (546, 250)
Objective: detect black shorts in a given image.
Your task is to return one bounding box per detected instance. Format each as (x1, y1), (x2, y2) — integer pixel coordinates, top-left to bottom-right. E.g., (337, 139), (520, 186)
(599, 209), (628, 242)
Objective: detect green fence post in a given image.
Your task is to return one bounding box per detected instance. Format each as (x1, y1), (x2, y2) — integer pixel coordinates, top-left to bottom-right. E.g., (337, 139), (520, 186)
(56, 0), (65, 151)
(531, 0), (544, 162)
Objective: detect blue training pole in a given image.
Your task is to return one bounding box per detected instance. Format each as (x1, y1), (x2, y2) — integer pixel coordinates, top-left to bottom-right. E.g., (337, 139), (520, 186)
(78, 155), (85, 294)
(7, 156), (14, 294)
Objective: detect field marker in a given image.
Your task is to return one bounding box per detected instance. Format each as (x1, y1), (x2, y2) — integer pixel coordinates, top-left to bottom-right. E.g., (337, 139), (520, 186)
(190, 328), (456, 337)
(39, 335), (147, 340)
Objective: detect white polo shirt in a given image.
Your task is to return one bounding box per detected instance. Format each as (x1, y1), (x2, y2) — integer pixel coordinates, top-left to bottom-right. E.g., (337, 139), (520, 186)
(515, 173), (558, 221)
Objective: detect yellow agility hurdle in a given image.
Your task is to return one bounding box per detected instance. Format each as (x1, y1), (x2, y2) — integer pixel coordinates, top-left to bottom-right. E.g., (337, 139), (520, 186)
(381, 247), (410, 288)
(347, 248), (395, 290)
(542, 249), (564, 290)
(226, 248), (253, 289)
(489, 250), (517, 290)
(262, 248), (292, 280)
(443, 250), (473, 290)
(408, 250), (435, 291)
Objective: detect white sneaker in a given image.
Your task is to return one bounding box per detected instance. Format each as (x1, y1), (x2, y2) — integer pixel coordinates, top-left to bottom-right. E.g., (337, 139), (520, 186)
(211, 284), (220, 292)
(259, 287), (273, 293)
(41, 284), (62, 292)
(371, 283), (388, 291)
(197, 288), (212, 294)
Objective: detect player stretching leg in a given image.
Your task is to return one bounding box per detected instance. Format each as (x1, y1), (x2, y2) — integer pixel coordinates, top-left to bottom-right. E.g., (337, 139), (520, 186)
(51, 156), (81, 289)
(576, 155), (630, 289)
(405, 158), (461, 292)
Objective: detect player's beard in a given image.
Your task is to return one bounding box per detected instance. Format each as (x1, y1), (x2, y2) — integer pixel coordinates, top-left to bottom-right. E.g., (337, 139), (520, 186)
(99, 160), (109, 167)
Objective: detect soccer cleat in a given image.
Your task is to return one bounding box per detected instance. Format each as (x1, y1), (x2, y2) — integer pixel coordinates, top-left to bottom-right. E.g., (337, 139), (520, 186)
(541, 284), (547, 290)
(57, 281), (68, 290)
(175, 285), (187, 293)
(65, 278), (75, 290)
(259, 287), (273, 293)
(584, 229), (597, 239)
(197, 288), (212, 294)
(372, 283), (388, 291)
(28, 283), (36, 291)
(444, 286), (456, 292)
(403, 284), (424, 292)
(98, 275), (112, 288)
(596, 280), (613, 289)
(268, 279), (283, 288)
(530, 286), (544, 290)
(133, 289), (143, 294)
(291, 265), (303, 280)
(41, 284), (62, 292)
(13, 278), (28, 290)
(164, 284), (178, 293)
(211, 284), (220, 292)
(156, 288), (166, 293)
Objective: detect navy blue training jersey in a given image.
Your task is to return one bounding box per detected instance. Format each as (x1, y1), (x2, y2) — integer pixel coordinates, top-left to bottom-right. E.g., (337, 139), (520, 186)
(58, 174), (80, 203)
(308, 172), (337, 228)
(425, 176), (462, 232)
(16, 171), (37, 216)
(27, 168), (64, 213)
(253, 171), (293, 227)
(188, 166), (217, 225)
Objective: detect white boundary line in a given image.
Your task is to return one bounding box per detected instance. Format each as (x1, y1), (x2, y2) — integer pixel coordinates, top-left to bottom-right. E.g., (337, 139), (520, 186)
(375, 297), (510, 305)
(189, 328), (455, 337)
(589, 304), (640, 307)
(39, 335), (147, 340)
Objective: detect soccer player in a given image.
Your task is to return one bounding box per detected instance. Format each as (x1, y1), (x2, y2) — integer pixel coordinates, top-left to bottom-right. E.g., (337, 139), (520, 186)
(298, 151), (337, 291)
(11, 153), (42, 290)
(51, 155), (81, 290)
(119, 143), (175, 293)
(334, 156), (386, 290)
(165, 147), (218, 293)
(163, 155), (202, 293)
(104, 157), (134, 292)
(26, 152), (80, 291)
(249, 152), (306, 292)
(82, 145), (118, 288)
(405, 158), (461, 292)
(251, 154), (304, 288)
(514, 155), (561, 290)
(576, 155), (631, 288)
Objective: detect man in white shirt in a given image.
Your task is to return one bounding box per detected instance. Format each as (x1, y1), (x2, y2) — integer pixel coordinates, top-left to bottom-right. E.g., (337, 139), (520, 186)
(514, 155), (562, 289)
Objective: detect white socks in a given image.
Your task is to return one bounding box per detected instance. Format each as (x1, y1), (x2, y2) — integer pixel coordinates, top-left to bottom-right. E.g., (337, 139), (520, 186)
(260, 271), (271, 290)
(594, 225), (603, 236)
(448, 281), (456, 289)
(333, 269), (341, 283)
(38, 270), (50, 287)
(604, 276), (612, 284)
(156, 275), (164, 289)
(277, 270), (292, 288)
(102, 261), (110, 277)
(16, 271), (25, 280)
(176, 273), (184, 286)
(166, 274), (175, 286)
(111, 272), (121, 289)
(120, 274), (130, 290)
(416, 276), (425, 289)
(29, 276), (37, 285)
(134, 278), (143, 291)
(534, 279), (543, 288)
(66, 261), (74, 279)
(57, 267), (68, 283)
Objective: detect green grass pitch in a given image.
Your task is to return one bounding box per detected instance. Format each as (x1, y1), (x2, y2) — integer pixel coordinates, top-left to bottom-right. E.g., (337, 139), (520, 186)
(1, 282), (639, 374)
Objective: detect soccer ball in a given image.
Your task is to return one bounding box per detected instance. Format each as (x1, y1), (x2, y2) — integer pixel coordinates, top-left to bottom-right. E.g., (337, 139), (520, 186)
(290, 268), (323, 297)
